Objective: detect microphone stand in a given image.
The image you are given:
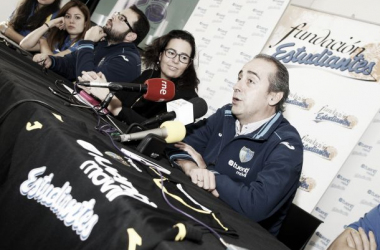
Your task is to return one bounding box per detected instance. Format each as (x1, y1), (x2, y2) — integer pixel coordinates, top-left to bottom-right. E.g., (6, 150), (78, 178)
(97, 91), (115, 114)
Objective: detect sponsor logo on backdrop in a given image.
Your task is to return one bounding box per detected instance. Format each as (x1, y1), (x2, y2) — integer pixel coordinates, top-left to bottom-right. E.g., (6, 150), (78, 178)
(224, 78), (235, 89)
(337, 174), (351, 186)
(330, 174), (350, 190)
(233, 34), (248, 46)
(77, 140), (157, 208)
(332, 207), (349, 216)
(236, 52), (252, 64)
(351, 151), (367, 157)
(213, 28), (228, 40)
(314, 105), (358, 129)
(338, 198), (354, 211)
(232, 19), (245, 30)
(206, 87), (217, 97)
(195, 6), (207, 16)
(315, 231), (331, 247)
(200, 37), (211, 45)
(286, 92), (315, 110)
(357, 142), (373, 152)
(210, 0), (222, 8)
(195, 22), (208, 33)
(330, 183), (345, 191)
(204, 70), (216, 81)
(252, 8), (263, 17)
(202, 52), (213, 63)
(368, 189), (380, 203)
(20, 167), (99, 241)
(354, 174), (371, 181)
(228, 159), (250, 178)
(308, 241), (325, 250)
(360, 199), (378, 207)
(228, 2), (242, 14)
(302, 135), (338, 160)
(315, 206), (329, 220)
(299, 175), (316, 192)
(216, 45), (231, 56)
(212, 12), (226, 23)
(257, 25), (268, 35)
(269, 22), (377, 80)
(360, 163), (377, 176)
(217, 61), (232, 73)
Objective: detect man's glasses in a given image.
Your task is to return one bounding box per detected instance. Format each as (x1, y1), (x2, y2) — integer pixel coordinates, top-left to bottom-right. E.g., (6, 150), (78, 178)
(164, 49), (192, 64)
(113, 12), (135, 32)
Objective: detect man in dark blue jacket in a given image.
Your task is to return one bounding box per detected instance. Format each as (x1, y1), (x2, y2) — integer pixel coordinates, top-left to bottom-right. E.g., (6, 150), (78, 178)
(168, 54), (303, 236)
(328, 204), (378, 250)
(33, 5), (150, 82)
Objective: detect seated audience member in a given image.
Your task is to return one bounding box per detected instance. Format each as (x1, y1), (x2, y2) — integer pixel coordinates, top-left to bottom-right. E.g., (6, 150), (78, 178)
(167, 54), (303, 236)
(79, 29), (199, 125)
(32, 5), (150, 82)
(328, 205), (378, 250)
(20, 0), (90, 56)
(0, 0), (61, 44)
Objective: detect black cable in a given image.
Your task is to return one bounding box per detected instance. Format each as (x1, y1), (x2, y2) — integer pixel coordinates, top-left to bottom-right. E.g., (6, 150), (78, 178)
(0, 99), (63, 125)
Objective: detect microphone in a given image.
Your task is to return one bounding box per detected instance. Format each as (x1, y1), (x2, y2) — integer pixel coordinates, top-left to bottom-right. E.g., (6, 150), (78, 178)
(114, 121), (186, 143)
(77, 78), (175, 102)
(141, 97), (208, 126)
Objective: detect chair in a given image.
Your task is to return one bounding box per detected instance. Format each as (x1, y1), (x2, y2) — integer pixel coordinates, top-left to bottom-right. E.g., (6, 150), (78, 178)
(277, 203), (323, 250)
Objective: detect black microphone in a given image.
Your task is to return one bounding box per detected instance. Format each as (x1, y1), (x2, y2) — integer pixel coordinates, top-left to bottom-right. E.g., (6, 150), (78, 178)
(77, 78), (175, 102)
(77, 82), (143, 91)
(140, 97), (208, 126)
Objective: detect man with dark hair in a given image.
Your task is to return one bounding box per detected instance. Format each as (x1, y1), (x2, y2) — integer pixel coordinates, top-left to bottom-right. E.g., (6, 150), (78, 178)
(33, 5), (150, 82)
(167, 54), (303, 236)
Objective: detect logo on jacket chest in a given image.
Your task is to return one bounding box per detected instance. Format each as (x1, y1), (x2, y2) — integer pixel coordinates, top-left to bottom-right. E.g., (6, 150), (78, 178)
(239, 146), (254, 163)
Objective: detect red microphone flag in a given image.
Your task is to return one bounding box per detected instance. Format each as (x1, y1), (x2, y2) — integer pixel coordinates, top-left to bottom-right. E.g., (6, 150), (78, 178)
(143, 78), (175, 102)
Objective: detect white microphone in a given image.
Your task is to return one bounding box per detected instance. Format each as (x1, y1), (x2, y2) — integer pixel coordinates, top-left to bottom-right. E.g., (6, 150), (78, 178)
(114, 121), (186, 143)
(140, 97), (208, 126)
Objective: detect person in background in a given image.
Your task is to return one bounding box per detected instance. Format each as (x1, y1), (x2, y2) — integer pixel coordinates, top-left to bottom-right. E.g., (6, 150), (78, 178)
(79, 29), (199, 125)
(20, 0), (91, 56)
(328, 204), (378, 250)
(0, 0), (61, 44)
(32, 5), (150, 82)
(166, 54), (303, 236)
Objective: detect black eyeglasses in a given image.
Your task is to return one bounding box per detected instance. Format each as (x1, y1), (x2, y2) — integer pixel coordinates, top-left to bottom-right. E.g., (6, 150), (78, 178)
(164, 49), (192, 64)
(114, 12), (135, 32)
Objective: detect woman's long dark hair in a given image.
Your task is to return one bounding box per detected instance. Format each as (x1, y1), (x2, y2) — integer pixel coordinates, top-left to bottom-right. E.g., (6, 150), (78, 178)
(9, 0), (61, 32)
(46, 0), (90, 52)
(142, 30), (200, 90)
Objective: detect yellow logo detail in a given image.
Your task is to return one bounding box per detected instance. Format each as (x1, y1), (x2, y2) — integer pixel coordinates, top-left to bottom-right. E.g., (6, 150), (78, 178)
(173, 223), (186, 241)
(53, 113), (63, 122)
(26, 121), (43, 131)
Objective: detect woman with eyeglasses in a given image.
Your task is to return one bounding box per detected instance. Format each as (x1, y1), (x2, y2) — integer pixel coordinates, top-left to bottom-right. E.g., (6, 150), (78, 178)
(20, 0), (91, 56)
(0, 0), (61, 45)
(79, 29), (200, 126)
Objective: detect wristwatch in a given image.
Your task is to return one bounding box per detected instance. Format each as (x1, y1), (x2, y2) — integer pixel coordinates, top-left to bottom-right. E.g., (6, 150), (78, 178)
(1, 23), (9, 34)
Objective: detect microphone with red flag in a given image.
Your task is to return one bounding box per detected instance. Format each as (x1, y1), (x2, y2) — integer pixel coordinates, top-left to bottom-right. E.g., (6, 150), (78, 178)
(77, 78), (175, 102)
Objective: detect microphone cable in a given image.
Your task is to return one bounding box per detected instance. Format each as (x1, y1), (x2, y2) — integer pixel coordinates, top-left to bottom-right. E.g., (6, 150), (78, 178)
(0, 99), (63, 125)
